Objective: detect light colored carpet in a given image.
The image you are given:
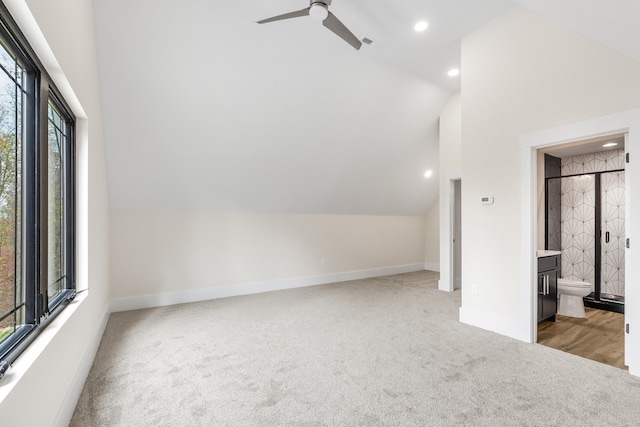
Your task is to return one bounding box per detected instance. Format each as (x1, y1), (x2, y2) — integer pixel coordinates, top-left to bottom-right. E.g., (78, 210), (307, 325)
(71, 271), (640, 426)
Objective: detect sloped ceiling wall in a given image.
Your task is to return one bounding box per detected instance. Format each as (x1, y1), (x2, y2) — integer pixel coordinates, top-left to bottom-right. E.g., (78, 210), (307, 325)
(514, 0), (640, 63)
(94, 0), (640, 216)
(94, 0), (451, 215)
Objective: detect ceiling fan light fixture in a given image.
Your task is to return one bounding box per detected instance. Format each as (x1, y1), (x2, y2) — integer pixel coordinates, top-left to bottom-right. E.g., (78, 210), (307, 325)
(309, 3), (329, 21)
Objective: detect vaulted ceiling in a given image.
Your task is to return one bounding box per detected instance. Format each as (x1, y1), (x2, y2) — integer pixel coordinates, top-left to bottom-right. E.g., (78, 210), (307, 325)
(93, 0), (640, 215)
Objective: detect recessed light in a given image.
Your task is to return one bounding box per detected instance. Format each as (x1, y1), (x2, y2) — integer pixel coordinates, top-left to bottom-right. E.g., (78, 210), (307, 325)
(602, 142), (618, 148)
(424, 170), (433, 178)
(448, 68), (460, 77)
(414, 21), (428, 32)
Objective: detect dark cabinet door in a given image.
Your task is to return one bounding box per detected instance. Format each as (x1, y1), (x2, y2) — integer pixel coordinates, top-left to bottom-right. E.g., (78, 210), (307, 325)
(541, 269), (557, 321)
(538, 272), (545, 321)
(538, 255), (559, 323)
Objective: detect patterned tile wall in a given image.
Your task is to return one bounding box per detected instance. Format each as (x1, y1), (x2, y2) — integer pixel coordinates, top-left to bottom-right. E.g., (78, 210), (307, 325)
(559, 149), (625, 296)
(561, 149), (625, 175)
(560, 175), (595, 287)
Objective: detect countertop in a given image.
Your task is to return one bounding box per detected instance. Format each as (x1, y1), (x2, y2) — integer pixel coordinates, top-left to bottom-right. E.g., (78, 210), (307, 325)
(537, 250), (561, 258)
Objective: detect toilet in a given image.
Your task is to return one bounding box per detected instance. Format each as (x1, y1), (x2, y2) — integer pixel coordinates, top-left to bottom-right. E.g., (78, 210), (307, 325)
(557, 278), (592, 318)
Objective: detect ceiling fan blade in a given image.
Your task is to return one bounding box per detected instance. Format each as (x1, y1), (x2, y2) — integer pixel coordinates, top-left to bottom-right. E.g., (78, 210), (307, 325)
(257, 8), (310, 24)
(323, 11), (362, 50)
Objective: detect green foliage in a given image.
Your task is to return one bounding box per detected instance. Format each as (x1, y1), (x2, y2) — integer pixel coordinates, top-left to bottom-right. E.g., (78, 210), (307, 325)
(0, 132), (17, 248)
(0, 83), (19, 321)
(0, 326), (12, 342)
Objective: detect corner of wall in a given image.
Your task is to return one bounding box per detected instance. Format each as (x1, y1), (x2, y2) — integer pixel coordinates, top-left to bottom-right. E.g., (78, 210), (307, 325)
(423, 200), (440, 269)
(53, 303), (111, 427)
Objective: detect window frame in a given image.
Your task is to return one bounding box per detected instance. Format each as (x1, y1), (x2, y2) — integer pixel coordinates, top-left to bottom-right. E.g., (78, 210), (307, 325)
(0, 2), (76, 376)
(45, 91), (76, 312)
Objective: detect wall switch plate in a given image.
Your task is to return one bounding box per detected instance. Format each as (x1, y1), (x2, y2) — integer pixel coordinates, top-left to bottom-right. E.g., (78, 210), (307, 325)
(471, 283), (478, 295)
(481, 196), (494, 205)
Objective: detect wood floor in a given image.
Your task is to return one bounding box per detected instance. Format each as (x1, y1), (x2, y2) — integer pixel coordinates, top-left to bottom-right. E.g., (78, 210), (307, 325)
(537, 307), (626, 370)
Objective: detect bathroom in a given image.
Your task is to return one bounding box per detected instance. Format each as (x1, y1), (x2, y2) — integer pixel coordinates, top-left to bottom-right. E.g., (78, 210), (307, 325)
(536, 134), (626, 369)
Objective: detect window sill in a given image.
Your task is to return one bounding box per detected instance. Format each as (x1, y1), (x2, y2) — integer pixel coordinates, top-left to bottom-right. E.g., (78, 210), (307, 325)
(0, 290), (89, 403)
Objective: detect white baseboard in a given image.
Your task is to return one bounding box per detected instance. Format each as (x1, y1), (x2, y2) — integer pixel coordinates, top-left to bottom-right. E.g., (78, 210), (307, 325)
(459, 306), (529, 343)
(424, 263), (440, 272)
(54, 305), (111, 427)
(110, 263), (426, 313)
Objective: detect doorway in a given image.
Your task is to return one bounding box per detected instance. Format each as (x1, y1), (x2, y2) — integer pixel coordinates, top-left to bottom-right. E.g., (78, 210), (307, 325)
(521, 124), (640, 376)
(453, 179), (462, 290)
(521, 111), (639, 376)
(545, 154), (626, 314)
(539, 144), (626, 369)
(440, 174), (462, 293)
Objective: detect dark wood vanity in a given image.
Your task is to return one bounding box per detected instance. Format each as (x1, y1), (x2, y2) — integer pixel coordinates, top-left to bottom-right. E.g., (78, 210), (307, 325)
(538, 253), (559, 323)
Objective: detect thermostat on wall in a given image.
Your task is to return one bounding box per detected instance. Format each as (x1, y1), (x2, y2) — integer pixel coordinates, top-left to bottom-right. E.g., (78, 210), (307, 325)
(481, 196), (494, 205)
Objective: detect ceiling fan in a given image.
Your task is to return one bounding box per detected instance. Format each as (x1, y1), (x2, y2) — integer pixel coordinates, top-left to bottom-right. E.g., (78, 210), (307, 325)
(257, 0), (362, 50)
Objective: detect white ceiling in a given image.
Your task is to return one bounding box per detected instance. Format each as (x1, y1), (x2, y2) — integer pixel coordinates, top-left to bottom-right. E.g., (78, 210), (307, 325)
(541, 135), (625, 159)
(93, 0), (640, 215)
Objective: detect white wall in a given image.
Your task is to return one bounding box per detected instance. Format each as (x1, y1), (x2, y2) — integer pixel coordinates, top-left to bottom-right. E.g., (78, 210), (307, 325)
(110, 211), (425, 306)
(460, 7), (640, 336)
(438, 92), (462, 290)
(0, 1), (110, 425)
(424, 200), (439, 271)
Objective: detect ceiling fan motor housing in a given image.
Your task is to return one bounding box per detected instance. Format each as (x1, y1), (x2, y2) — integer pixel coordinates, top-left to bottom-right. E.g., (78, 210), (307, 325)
(309, 2), (329, 21)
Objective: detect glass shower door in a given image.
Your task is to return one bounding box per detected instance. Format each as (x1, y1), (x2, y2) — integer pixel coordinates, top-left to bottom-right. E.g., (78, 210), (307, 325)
(600, 171), (625, 302)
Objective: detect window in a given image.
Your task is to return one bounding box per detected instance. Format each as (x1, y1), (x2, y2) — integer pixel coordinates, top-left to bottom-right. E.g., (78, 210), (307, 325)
(0, 4), (75, 377)
(48, 99), (73, 309)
